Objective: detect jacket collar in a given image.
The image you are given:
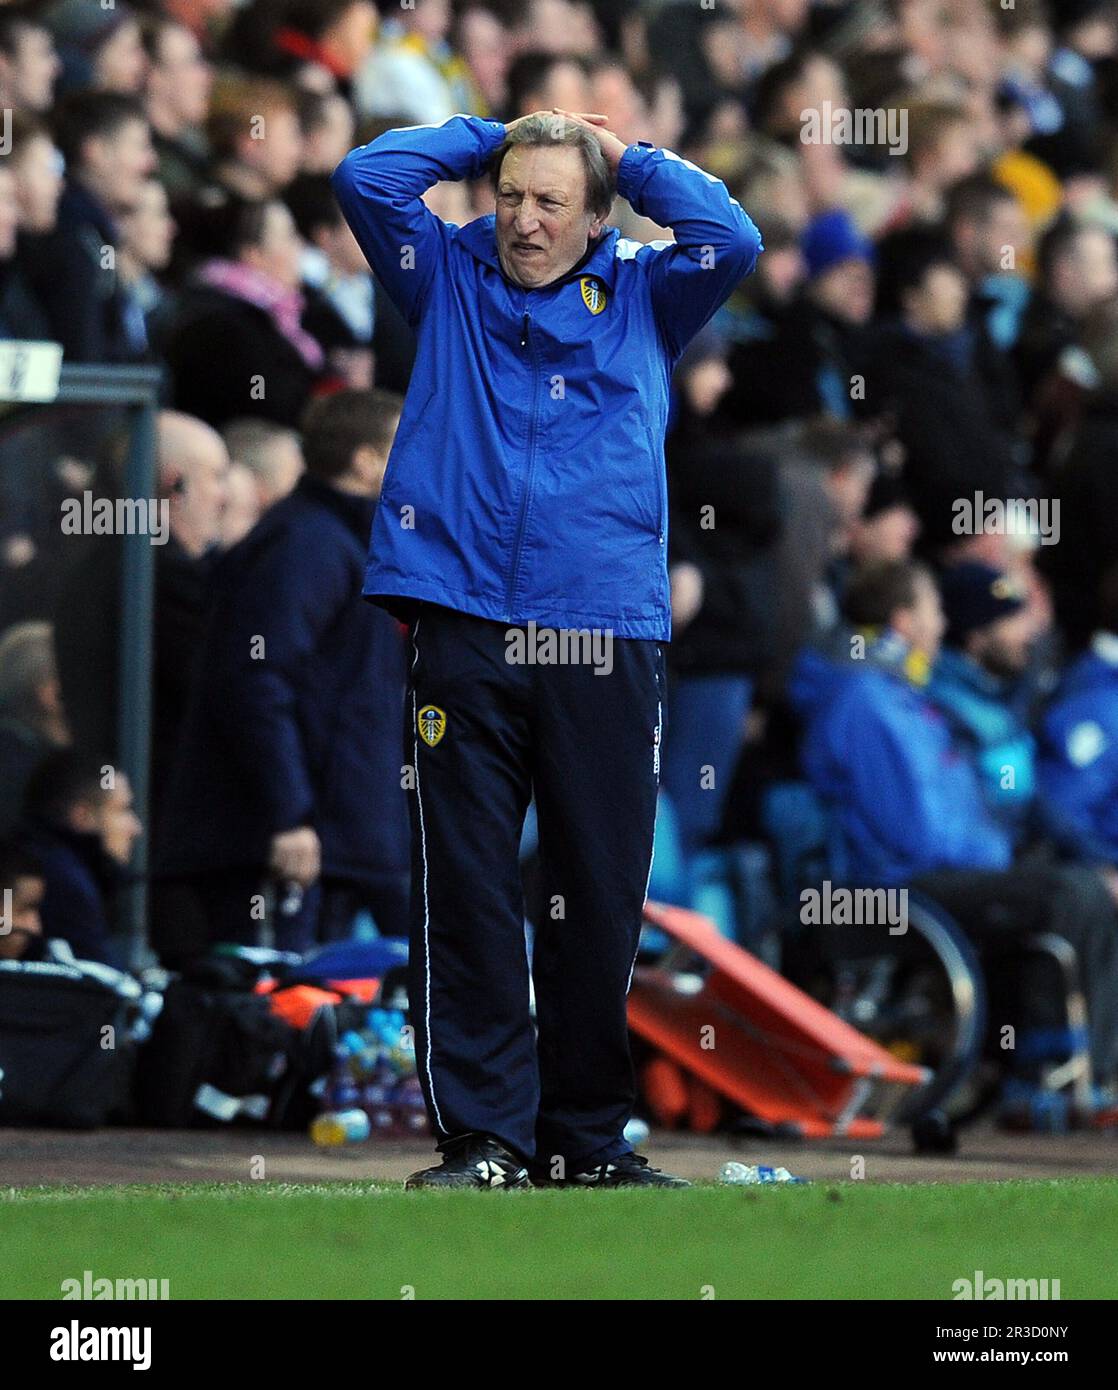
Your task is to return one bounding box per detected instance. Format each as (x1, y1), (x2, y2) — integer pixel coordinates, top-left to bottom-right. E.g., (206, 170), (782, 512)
(297, 472), (376, 542)
(455, 215), (622, 288)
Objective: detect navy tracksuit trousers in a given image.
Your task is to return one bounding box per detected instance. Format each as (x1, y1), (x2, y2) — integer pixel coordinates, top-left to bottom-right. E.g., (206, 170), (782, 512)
(404, 604), (664, 1171)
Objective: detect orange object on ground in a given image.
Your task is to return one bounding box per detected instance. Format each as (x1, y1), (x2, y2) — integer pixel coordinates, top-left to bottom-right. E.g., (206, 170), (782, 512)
(264, 984), (342, 1030)
(630, 901), (929, 1139)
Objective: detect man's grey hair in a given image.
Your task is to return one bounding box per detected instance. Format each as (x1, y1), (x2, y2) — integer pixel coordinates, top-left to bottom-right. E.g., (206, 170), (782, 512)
(489, 114), (616, 221)
(0, 621), (55, 719)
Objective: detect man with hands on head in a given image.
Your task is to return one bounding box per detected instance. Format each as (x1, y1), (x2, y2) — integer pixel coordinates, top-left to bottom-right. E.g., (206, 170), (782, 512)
(332, 104), (762, 1189)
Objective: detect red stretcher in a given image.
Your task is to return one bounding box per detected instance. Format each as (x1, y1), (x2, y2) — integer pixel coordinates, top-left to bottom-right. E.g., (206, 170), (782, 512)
(629, 900), (930, 1139)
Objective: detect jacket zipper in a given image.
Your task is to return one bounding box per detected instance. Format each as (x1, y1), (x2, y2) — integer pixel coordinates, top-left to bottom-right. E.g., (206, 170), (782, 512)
(507, 306), (540, 615)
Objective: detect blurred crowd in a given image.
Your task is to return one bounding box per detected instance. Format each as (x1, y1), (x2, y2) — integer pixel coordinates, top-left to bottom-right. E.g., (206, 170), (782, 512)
(6, 0), (1118, 1118)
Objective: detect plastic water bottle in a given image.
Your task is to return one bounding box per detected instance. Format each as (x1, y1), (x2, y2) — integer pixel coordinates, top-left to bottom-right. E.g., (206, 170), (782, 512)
(623, 1117), (650, 1147)
(310, 1109), (371, 1146)
(720, 1161), (808, 1185)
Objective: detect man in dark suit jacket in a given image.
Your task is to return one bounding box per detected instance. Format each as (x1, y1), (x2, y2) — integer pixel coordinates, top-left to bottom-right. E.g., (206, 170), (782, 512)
(152, 388), (410, 966)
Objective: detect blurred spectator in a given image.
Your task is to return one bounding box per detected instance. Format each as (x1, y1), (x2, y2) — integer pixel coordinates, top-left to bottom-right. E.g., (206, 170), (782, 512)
(152, 388), (410, 967)
(861, 229), (1021, 548)
(218, 461), (262, 548)
(221, 417), (304, 513)
(167, 196), (325, 428)
(928, 563), (1039, 846)
(724, 208), (874, 429)
(0, 838), (45, 964)
(204, 77), (304, 202)
(297, 89), (356, 174)
(0, 622), (69, 836)
(285, 171), (374, 388)
(116, 176), (178, 356)
(662, 336), (782, 864)
(944, 174), (1033, 352)
(849, 471), (921, 568)
(52, 412), (230, 822)
(141, 13), (214, 201)
(42, 0), (147, 98)
(225, 0), (378, 94)
(1039, 564), (1118, 867)
(9, 112), (64, 236)
(355, 0), (471, 123)
(0, 4), (61, 113)
(457, 5), (510, 116)
(19, 92), (156, 363)
(1016, 216), (1118, 397)
(16, 750), (142, 968)
(503, 50), (592, 120)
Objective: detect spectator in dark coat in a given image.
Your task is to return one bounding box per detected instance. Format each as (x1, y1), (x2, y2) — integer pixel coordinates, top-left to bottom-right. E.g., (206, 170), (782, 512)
(52, 412), (230, 839)
(662, 337), (782, 862)
(860, 231), (1023, 549)
(722, 208), (874, 430)
(0, 622), (69, 836)
(18, 91), (156, 363)
(152, 388), (410, 967)
(166, 196), (326, 428)
(14, 750), (142, 968)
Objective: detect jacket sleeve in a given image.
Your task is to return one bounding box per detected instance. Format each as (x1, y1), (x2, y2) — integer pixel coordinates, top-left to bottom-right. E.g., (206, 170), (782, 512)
(617, 143), (763, 360)
(205, 537), (352, 835)
(331, 114), (507, 328)
(1037, 728), (1118, 866)
(815, 684), (1014, 874)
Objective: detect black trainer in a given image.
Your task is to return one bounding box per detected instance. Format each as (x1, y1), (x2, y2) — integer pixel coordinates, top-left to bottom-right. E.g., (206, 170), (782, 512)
(543, 1152), (691, 1188)
(404, 1134), (531, 1190)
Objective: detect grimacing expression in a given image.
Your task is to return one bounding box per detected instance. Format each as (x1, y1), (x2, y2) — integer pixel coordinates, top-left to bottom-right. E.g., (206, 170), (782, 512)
(495, 144), (604, 290)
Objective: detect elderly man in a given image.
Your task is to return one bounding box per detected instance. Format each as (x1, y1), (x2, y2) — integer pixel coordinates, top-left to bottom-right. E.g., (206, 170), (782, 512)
(332, 108), (762, 1189)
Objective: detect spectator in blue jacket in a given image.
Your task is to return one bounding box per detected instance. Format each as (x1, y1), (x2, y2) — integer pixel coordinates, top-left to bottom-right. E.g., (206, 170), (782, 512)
(152, 388), (410, 967)
(928, 563), (1038, 847)
(1039, 565), (1118, 869)
(794, 559), (1118, 1113)
(331, 109), (761, 1188)
(15, 750), (142, 968)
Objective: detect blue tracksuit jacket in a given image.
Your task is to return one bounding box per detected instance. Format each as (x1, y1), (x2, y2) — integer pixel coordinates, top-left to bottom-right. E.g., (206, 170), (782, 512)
(791, 646), (1013, 886)
(331, 115), (762, 640)
(1038, 636), (1118, 864)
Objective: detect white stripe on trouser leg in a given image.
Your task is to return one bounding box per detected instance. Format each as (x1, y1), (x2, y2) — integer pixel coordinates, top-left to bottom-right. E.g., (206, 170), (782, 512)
(627, 696), (662, 996)
(410, 620), (446, 1135)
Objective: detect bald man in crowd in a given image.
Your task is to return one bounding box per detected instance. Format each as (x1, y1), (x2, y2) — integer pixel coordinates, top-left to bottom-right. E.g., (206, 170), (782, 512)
(53, 410), (229, 833)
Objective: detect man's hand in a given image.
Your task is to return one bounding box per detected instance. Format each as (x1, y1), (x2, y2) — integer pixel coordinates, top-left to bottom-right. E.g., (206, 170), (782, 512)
(503, 108), (629, 173)
(269, 825), (321, 887)
(670, 562), (704, 631)
(549, 108), (628, 172)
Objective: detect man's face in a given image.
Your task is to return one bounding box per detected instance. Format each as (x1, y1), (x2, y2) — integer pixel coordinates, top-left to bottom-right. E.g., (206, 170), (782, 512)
(907, 263), (968, 335)
(96, 19), (148, 95)
(898, 572), (947, 663)
(0, 168), (20, 261)
(242, 107), (303, 190)
(0, 876), (44, 960)
(4, 25), (58, 110)
(14, 134), (63, 233)
(811, 257), (875, 325)
(91, 118), (157, 212)
(119, 180), (176, 271)
(81, 774), (143, 867)
(969, 607), (1034, 680)
(495, 144), (602, 289)
(1055, 228), (1118, 317)
(152, 25), (213, 127)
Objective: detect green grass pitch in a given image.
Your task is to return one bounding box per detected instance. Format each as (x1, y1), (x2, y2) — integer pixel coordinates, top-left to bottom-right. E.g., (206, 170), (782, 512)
(4, 1178), (1116, 1300)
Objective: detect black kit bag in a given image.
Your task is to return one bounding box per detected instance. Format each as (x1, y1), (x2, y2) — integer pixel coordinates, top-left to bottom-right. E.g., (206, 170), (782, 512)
(0, 959), (139, 1128)
(135, 971), (339, 1130)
